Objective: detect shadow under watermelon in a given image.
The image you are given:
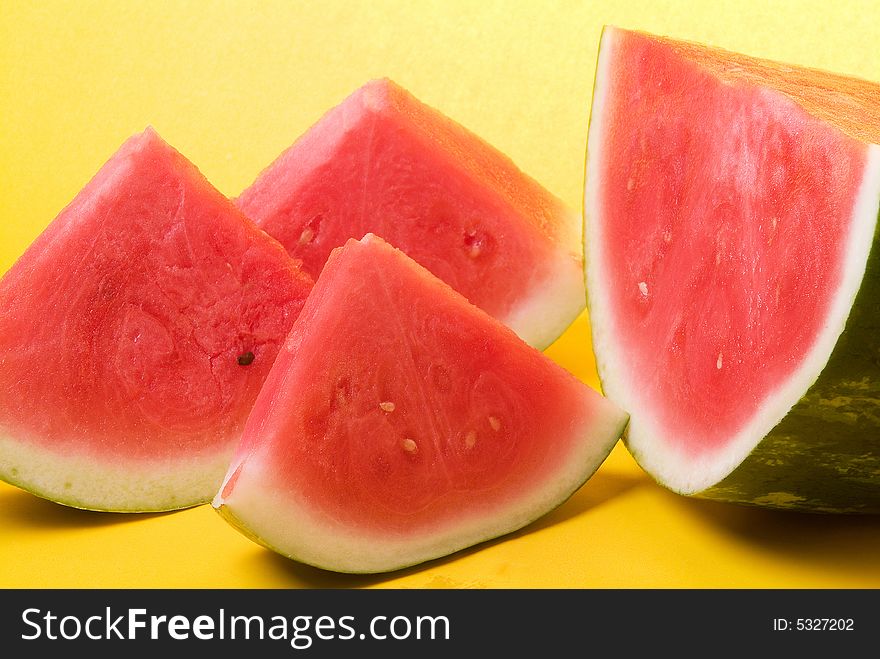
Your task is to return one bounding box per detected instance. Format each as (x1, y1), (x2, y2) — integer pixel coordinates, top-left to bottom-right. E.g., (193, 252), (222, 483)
(666, 491), (880, 583)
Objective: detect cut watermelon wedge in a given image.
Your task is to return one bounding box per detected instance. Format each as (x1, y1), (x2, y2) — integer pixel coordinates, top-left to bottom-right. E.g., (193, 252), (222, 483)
(236, 78), (584, 349)
(585, 26), (880, 512)
(0, 128), (313, 512)
(213, 234), (627, 573)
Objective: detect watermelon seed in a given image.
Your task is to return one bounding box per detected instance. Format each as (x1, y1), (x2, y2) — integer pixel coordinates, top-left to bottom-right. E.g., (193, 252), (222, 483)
(379, 401), (396, 413)
(638, 281), (648, 296)
(463, 229), (487, 259)
(401, 438), (418, 453)
(716, 352), (723, 370)
(299, 214), (323, 244)
(335, 377), (354, 400)
(627, 178), (635, 191)
(465, 430), (477, 448)
(663, 229), (672, 243)
(237, 351), (255, 366)
(767, 217), (778, 246)
(488, 416), (501, 431)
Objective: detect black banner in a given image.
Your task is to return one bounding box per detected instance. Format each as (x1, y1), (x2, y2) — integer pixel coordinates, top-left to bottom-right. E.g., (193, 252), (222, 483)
(0, 588), (876, 656)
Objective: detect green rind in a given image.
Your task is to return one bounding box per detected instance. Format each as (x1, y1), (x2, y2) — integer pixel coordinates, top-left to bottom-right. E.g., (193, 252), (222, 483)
(692, 208), (880, 513)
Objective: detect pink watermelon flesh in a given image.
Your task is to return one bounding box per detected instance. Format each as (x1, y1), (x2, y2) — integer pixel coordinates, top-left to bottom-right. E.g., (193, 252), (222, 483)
(0, 127), (313, 511)
(213, 233), (628, 573)
(236, 78), (585, 349)
(585, 27), (880, 504)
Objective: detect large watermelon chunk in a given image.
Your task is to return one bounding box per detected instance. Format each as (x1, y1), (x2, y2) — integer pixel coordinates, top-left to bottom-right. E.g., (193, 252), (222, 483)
(213, 234), (628, 573)
(236, 78), (584, 349)
(584, 26), (880, 512)
(0, 128), (313, 512)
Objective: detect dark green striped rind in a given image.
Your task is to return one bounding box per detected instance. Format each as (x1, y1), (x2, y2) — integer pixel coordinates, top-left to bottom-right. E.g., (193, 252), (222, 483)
(696, 208), (880, 513)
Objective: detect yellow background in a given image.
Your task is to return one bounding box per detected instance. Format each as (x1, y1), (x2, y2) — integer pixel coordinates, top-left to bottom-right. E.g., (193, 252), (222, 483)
(1, 0), (879, 588)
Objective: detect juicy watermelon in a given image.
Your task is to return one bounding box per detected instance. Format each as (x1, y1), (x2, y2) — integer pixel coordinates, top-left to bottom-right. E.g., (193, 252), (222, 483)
(584, 26), (880, 512)
(213, 234), (628, 573)
(236, 78), (584, 349)
(0, 128), (313, 512)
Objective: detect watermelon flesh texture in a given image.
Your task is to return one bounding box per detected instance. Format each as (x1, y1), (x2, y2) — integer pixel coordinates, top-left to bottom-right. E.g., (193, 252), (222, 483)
(236, 78), (585, 350)
(585, 26), (880, 512)
(0, 128), (313, 512)
(213, 234), (628, 573)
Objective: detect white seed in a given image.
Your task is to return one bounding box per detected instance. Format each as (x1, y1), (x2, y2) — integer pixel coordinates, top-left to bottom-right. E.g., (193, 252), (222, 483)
(716, 352), (723, 370)
(298, 226), (315, 245)
(379, 401), (396, 413)
(464, 230), (484, 259)
(401, 438), (418, 453)
(663, 229), (672, 243)
(465, 430), (477, 448)
(488, 416), (501, 431)
(638, 281), (648, 296)
(627, 178), (635, 191)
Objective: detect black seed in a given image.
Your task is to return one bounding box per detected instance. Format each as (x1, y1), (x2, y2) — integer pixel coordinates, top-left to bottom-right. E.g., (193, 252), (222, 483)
(237, 351), (255, 366)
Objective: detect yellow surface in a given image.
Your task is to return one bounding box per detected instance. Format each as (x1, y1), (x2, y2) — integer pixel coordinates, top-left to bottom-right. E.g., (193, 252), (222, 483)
(1, 0), (879, 589)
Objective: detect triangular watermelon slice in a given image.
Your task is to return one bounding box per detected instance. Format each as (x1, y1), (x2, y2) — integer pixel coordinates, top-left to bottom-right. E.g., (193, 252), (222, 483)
(213, 234), (628, 573)
(0, 128), (313, 512)
(584, 27), (880, 512)
(236, 78), (585, 349)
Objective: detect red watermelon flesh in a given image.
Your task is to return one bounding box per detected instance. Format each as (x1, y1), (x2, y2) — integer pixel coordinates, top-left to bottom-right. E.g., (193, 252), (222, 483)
(236, 78), (585, 349)
(585, 27), (880, 511)
(213, 234), (628, 573)
(0, 128), (313, 512)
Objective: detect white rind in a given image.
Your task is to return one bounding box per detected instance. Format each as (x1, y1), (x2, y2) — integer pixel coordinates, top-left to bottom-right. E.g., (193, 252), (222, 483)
(584, 26), (623, 397)
(503, 219), (586, 350)
(213, 395), (628, 574)
(584, 26), (880, 494)
(0, 428), (235, 511)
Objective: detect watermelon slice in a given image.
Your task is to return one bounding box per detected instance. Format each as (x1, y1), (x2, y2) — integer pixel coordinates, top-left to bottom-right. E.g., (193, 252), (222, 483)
(213, 234), (628, 573)
(235, 78), (584, 349)
(0, 128), (313, 512)
(584, 26), (880, 512)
